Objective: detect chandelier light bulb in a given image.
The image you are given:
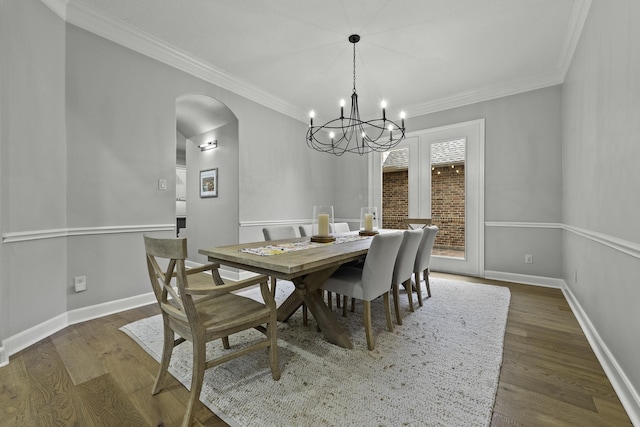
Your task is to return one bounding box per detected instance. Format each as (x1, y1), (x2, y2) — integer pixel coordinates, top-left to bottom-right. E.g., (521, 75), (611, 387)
(340, 99), (346, 107)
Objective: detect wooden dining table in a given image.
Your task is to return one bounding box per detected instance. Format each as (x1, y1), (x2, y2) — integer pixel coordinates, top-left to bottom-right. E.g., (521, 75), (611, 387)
(199, 233), (376, 349)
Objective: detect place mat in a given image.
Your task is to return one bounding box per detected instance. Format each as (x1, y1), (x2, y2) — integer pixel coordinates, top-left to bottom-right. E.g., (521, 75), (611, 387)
(240, 234), (371, 256)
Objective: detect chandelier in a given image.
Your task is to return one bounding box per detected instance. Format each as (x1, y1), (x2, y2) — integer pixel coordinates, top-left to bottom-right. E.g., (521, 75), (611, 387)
(306, 34), (406, 156)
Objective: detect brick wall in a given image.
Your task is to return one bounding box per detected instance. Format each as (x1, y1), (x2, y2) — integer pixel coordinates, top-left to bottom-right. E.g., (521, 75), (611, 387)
(382, 170), (408, 229)
(431, 164), (465, 251)
(382, 164), (465, 250)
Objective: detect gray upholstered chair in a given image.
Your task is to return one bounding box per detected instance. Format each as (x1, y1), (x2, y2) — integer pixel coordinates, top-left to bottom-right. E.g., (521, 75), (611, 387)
(299, 224), (312, 237)
(331, 222), (351, 234)
(321, 231), (403, 350)
(143, 236), (279, 427)
(391, 229), (424, 325)
(413, 225), (439, 303)
(262, 225), (300, 240)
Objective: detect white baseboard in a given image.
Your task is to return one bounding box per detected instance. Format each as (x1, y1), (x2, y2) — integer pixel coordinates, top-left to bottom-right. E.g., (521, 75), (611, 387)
(2, 312), (69, 362)
(67, 292), (157, 326)
(484, 270), (563, 288)
(0, 346), (7, 367)
(561, 281), (640, 426)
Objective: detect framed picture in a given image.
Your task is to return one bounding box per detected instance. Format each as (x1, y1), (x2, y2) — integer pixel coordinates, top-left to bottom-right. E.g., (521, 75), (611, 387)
(200, 168), (218, 198)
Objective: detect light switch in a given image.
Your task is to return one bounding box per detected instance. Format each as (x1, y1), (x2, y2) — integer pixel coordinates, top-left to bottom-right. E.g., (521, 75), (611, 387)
(158, 179), (167, 190)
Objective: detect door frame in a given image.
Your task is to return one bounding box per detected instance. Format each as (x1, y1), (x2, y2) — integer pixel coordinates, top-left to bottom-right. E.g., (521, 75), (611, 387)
(369, 118), (485, 277)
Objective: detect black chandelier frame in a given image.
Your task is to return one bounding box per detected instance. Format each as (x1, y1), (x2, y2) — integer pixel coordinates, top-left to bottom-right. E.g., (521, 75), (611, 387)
(306, 34), (405, 156)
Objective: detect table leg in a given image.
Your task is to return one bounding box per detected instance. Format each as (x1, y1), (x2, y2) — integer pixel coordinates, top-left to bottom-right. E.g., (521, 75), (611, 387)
(276, 266), (354, 349)
(303, 289), (354, 349)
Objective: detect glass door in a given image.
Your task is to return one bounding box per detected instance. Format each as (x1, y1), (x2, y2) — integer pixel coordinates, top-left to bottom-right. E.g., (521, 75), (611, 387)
(371, 119), (484, 277)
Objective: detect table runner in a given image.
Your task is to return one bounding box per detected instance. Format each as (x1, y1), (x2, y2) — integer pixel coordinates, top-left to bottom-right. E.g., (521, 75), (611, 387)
(240, 234), (371, 256)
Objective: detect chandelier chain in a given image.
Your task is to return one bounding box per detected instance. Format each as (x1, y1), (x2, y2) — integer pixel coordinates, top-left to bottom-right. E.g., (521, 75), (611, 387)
(352, 40), (357, 94)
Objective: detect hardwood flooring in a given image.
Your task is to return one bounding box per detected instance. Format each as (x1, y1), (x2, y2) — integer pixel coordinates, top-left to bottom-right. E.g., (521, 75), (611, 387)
(0, 273), (632, 426)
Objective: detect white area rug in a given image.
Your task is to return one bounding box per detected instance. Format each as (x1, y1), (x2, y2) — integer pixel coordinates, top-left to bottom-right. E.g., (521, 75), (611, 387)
(121, 277), (510, 427)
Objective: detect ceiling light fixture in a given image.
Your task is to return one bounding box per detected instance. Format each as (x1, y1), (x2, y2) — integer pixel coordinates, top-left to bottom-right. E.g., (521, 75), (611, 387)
(306, 34), (405, 156)
(199, 140), (217, 151)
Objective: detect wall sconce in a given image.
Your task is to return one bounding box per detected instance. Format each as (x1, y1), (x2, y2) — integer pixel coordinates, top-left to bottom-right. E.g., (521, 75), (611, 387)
(199, 140), (218, 151)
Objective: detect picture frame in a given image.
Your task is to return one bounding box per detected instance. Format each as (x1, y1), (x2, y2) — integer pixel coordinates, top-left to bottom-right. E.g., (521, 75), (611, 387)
(200, 168), (218, 198)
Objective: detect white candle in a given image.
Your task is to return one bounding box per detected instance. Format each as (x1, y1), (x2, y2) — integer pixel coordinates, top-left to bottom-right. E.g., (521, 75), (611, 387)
(364, 213), (373, 231)
(318, 214), (330, 237)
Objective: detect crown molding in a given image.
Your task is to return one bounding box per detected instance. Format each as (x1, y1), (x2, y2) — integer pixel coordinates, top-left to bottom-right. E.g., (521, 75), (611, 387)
(61, 1), (308, 123)
(406, 70), (564, 118)
(40, 0), (67, 20)
(45, 0), (589, 123)
(558, 0), (593, 80)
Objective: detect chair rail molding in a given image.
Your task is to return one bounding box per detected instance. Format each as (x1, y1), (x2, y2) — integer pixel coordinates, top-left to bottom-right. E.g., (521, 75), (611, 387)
(2, 224), (175, 243)
(485, 221), (640, 260)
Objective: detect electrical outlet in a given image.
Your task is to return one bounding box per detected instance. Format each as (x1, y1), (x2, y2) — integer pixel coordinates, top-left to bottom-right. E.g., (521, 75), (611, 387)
(74, 275), (87, 292)
(524, 254), (533, 264)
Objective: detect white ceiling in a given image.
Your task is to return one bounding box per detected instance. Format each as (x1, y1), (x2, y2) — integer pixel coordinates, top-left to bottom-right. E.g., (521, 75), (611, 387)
(59, 0), (590, 128)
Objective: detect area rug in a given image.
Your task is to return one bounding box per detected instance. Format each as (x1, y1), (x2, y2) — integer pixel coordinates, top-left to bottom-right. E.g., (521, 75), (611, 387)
(121, 277), (510, 427)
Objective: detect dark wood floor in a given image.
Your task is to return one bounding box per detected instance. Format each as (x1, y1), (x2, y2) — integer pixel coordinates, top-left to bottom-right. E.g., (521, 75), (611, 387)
(0, 273), (632, 426)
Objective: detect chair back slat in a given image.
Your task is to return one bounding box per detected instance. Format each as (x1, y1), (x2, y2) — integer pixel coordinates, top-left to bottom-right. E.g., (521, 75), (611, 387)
(144, 236), (193, 323)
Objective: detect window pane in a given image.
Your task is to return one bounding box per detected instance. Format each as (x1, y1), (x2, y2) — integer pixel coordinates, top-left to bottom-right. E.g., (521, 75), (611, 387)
(430, 139), (465, 259)
(381, 148), (409, 229)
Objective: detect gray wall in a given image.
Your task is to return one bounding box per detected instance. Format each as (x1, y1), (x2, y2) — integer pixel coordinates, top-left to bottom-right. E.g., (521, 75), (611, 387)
(562, 0), (640, 407)
(186, 120), (239, 265)
(0, 0), (332, 344)
(0, 0), (68, 340)
(381, 86), (564, 279)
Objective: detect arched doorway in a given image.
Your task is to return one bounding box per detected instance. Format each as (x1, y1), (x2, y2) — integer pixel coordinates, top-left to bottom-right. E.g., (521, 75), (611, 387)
(175, 94), (239, 265)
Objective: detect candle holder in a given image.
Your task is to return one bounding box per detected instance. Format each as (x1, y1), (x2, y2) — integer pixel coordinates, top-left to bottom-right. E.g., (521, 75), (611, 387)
(359, 206), (379, 236)
(311, 205), (335, 243)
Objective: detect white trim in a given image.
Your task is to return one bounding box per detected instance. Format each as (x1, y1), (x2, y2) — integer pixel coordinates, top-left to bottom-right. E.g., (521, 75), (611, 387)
(66, 292), (157, 325)
(2, 224), (175, 243)
(485, 222), (640, 260)
(485, 221), (563, 229)
(0, 346), (7, 368)
(558, 0), (593, 81)
(564, 224), (640, 260)
(63, 1), (306, 124)
(40, 0), (67, 20)
(484, 270), (563, 289)
(407, 71), (563, 118)
(561, 280), (640, 426)
(44, 1), (588, 124)
(239, 219), (359, 228)
(3, 313), (69, 361)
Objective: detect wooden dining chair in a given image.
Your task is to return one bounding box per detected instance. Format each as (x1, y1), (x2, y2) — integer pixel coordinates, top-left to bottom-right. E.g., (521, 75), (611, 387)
(262, 225), (300, 296)
(262, 225), (308, 325)
(143, 236), (280, 427)
(413, 225), (439, 303)
(391, 229), (424, 325)
(321, 232), (403, 350)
